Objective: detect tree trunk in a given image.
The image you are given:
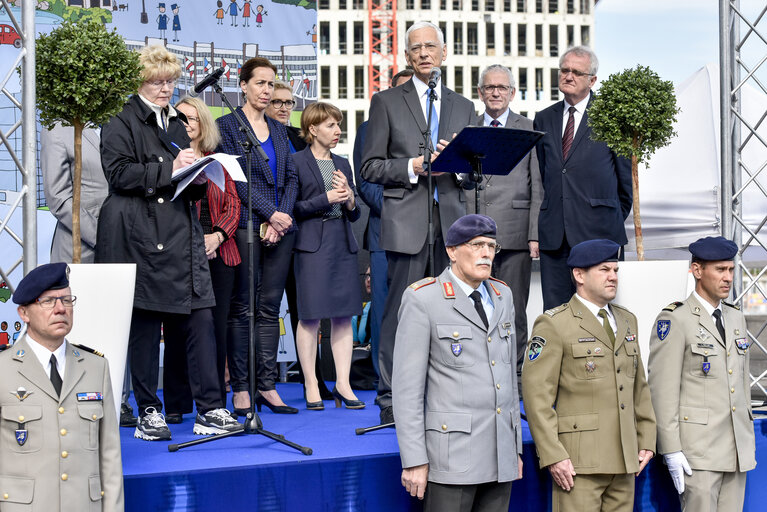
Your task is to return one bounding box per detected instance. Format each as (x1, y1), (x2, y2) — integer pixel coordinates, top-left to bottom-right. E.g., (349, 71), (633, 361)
(72, 121), (83, 264)
(631, 152), (643, 261)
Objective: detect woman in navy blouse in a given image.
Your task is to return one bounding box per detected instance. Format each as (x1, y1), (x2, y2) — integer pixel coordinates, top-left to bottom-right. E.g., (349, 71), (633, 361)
(216, 57), (299, 415)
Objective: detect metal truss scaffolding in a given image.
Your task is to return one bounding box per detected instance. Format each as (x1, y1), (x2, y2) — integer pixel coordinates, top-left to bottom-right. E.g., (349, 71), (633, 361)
(0, 0), (36, 294)
(720, 0), (767, 400)
(367, 0), (398, 97)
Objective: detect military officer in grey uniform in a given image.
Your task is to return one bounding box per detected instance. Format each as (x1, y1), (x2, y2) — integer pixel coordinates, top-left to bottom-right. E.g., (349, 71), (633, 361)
(522, 239), (656, 512)
(0, 263), (123, 511)
(393, 214), (523, 512)
(648, 236), (756, 511)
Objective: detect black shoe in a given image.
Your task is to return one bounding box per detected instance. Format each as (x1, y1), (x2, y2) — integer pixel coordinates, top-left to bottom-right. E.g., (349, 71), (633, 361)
(306, 399), (325, 411)
(379, 406), (394, 424)
(120, 403), (138, 428)
(331, 387), (365, 409)
(255, 393), (298, 414)
(165, 413), (183, 424)
(134, 407), (171, 441)
(193, 408), (245, 435)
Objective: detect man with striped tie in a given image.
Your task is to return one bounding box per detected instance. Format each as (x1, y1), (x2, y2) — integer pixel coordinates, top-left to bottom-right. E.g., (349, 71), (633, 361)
(533, 46), (633, 311)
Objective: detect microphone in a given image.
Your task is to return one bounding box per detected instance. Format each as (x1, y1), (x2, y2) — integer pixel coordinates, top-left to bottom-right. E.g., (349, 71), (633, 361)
(190, 67), (225, 97)
(427, 67), (441, 89)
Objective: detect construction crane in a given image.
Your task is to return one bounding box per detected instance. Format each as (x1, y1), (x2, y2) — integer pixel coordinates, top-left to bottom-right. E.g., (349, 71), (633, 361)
(367, 0), (398, 98)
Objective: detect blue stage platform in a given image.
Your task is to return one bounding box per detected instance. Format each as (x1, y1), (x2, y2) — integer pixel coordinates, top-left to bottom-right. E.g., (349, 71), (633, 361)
(122, 384), (767, 511)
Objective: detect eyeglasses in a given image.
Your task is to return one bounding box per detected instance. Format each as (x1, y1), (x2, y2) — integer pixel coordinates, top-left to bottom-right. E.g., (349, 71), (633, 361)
(182, 115), (200, 124)
(464, 241), (501, 254)
(559, 67), (592, 78)
(408, 42), (441, 54)
(146, 79), (176, 88)
(35, 295), (77, 309)
(270, 99), (295, 109)
(481, 85), (511, 93)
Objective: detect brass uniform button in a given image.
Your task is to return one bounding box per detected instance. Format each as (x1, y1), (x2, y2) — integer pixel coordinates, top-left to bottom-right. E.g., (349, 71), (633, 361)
(683, 416), (688, 420)
(453, 331), (459, 338)
(731, 388), (735, 393)
(101, 491), (105, 497)
(496, 384), (501, 389)
(729, 369), (733, 374)
(732, 406), (736, 412)
(61, 451), (68, 458)
(491, 360), (496, 366)
(61, 474), (68, 481)
(487, 337), (492, 343)
(496, 407), (501, 414)
(58, 407), (65, 414)
(704, 350), (709, 355)
(728, 352), (731, 357)
(60, 428), (67, 436)
(2, 493), (8, 499)
(17, 415), (24, 422)
(92, 414), (98, 420)
(441, 424), (447, 431)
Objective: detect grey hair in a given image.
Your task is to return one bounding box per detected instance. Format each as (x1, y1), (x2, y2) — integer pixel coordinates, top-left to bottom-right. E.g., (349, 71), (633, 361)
(478, 64), (516, 91)
(560, 45), (599, 75)
(405, 21), (445, 47)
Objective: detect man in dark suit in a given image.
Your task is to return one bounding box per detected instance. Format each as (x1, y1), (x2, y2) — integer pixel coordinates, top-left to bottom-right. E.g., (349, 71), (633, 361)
(353, 68), (414, 378)
(469, 64), (541, 374)
(361, 21), (476, 423)
(534, 46), (632, 311)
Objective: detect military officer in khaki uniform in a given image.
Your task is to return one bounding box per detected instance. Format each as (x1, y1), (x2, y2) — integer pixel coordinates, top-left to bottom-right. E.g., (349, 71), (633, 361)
(393, 215), (523, 512)
(648, 236), (756, 511)
(522, 239), (656, 512)
(0, 263), (123, 511)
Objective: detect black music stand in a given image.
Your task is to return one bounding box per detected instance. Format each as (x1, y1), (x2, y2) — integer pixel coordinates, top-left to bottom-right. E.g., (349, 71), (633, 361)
(432, 126), (544, 213)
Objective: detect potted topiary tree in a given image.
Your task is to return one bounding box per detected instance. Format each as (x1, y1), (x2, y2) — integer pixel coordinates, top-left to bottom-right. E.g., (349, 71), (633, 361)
(588, 65), (679, 261)
(36, 19), (142, 263)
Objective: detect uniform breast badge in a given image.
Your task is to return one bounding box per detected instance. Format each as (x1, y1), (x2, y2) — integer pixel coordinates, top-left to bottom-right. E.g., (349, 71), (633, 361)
(594, 346), (602, 355)
(696, 328), (709, 341)
(585, 361), (597, 373)
(15, 426), (27, 446)
(12, 387), (32, 401)
(451, 342), (462, 356)
(657, 320), (671, 340)
(702, 356), (710, 375)
(736, 338), (749, 350)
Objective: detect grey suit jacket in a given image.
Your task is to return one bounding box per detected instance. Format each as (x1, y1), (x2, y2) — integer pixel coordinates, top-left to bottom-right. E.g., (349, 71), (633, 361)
(360, 80), (476, 255)
(468, 111), (542, 250)
(0, 337), (123, 511)
(40, 124), (108, 263)
(392, 268), (523, 485)
(648, 294), (756, 472)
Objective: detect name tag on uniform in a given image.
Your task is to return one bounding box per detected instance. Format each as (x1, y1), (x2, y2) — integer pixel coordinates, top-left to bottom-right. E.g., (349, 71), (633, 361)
(578, 337), (596, 343)
(77, 392), (103, 402)
(696, 342), (714, 349)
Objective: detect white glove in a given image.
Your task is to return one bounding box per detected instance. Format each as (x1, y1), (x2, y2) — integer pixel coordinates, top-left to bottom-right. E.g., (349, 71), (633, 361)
(663, 451), (692, 494)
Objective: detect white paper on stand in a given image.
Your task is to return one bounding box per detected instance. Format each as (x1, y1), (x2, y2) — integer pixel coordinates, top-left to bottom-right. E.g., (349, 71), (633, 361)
(171, 153), (247, 200)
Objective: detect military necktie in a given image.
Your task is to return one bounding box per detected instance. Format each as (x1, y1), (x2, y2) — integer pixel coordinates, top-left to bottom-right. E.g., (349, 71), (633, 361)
(490, 119), (501, 127)
(713, 309), (726, 341)
(562, 105), (576, 160)
(469, 291), (489, 329)
(598, 308), (615, 346)
(49, 354), (62, 396)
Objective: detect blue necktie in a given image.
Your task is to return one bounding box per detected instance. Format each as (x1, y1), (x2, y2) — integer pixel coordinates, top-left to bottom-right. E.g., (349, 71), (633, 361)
(426, 93), (439, 202)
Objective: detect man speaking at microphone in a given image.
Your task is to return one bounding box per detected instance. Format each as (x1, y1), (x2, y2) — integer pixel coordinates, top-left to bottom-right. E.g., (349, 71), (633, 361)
(361, 20), (476, 424)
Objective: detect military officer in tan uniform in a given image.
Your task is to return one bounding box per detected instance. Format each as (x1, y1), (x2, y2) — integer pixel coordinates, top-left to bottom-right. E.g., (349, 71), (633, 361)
(0, 263), (123, 511)
(393, 215), (523, 512)
(648, 236), (756, 511)
(522, 239), (656, 512)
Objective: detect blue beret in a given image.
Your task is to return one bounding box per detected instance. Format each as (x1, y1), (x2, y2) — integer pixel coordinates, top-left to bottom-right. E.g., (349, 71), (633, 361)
(445, 214), (497, 247)
(171, 3), (178, 8)
(12, 263), (70, 305)
(567, 239), (620, 268)
(688, 236), (737, 261)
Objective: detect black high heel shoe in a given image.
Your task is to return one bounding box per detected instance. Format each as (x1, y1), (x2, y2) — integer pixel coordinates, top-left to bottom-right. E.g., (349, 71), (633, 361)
(303, 388), (325, 411)
(331, 387), (366, 409)
(255, 393), (298, 414)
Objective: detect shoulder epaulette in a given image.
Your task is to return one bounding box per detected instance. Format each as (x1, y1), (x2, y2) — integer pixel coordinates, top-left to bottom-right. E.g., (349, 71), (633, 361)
(72, 343), (104, 357)
(544, 304), (569, 317)
(489, 276), (508, 287)
(409, 277), (436, 291)
(487, 281), (502, 296)
(723, 301), (741, 311)
(662, 301), (684, 312)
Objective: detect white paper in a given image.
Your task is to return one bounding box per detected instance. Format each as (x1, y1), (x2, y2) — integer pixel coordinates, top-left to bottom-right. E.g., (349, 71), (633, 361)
(171, 153), (247, 200)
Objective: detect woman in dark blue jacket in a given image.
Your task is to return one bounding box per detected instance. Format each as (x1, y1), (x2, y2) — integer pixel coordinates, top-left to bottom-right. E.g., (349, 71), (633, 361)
(216, 57), (299, 415)
(292, 102), (364, 410)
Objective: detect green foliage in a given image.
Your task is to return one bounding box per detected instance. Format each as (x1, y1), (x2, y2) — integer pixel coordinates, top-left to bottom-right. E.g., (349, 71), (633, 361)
(588, 65), (679, 164)
(36, 19), (140, 129)
(47, 0), (113, 24)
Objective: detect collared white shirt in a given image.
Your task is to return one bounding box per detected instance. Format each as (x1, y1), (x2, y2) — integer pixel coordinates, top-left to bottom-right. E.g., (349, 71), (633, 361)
(561, 94), (590, 138)
(449, 267), (495, 322)
(408, 74), (442, 184)
(483, 108), (510, 127)
(576, 293), (616, 335)
(693, 289), (723, 328)
(26, 335), (67, 381)
(138, 94), (178, 130)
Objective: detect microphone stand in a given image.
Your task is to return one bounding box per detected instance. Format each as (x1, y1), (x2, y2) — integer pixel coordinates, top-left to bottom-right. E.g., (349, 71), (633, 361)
(169, 81), (312, 456)
(424, 85), (438, 276)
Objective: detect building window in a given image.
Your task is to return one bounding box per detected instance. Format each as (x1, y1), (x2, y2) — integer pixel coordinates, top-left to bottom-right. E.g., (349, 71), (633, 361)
(338, 22), (347, 54)
(567, 25), (574, 47)
(535, 67), (543, 100)
(581, 25), (590, 46)
(579, 0), (589, 14)
(406, 0), (414, 8)
(453, 23), (463, 55)
(453, 0), (461, 9)
(471, 66), (479, 99)
(355, 110), (365, 131)
(441, 0), (447, 9)
(467, 23), (478, 55)
(339, 0), (346, 8)
(353, 0), (365, 7)
(320, 22), (330, 55)
(520, 110), (528, 119)
(504, 0), (511, 11)
(566, 0), (573, 13)
(454, 67), (464, 95)
(338, 67), (348, 98)
(320, 66), (330, 98)
(548, 0), (557, 13)
(535, 24), (542, 55)
(549, 25), (558, 57)
(353, 22), (364, 54)
(319, 0), (329, 8)
(550, 68), (559, 100)
(517, 24), (526, 56)
(519, 67), (527, 100)
(354, 66), (365, 99)
(340, 111), (348, 144)
(516, 0), (525, 11)
(439, 22), (447, 46)
(405, 20), (414, 33)
(486, 0), (495, 11)
(535, 0), (542, 13)
(422, 0), (431, 9)
(503, 23), (511, 56)
(472, 0), (479, 10)
(486, 22), (495, 54)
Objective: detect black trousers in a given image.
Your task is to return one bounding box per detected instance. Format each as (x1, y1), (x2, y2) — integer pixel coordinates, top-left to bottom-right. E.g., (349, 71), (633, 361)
(228, 229), (295, 392)
(129, 306), (221, 417)
(377, 204), (448, 409)
(493, 248), (532, 373)
(424, 481), (512, 512)
(164, 255), (236, 413)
